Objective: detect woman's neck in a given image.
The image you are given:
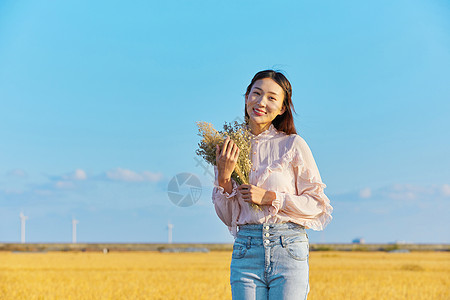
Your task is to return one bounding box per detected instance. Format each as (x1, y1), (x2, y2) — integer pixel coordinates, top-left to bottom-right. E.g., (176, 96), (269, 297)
(249, 122), (271, 136)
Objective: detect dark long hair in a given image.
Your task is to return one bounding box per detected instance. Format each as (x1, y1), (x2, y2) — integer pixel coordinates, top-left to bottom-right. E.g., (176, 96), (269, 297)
(245, 70), (297, 135)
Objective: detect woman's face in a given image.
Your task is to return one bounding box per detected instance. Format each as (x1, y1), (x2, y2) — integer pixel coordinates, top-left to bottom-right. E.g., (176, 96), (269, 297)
(245, 78), (286, 133)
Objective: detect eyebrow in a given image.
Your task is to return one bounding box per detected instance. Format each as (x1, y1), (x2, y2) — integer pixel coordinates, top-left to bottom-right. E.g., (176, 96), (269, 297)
(253, 87), (279, 96)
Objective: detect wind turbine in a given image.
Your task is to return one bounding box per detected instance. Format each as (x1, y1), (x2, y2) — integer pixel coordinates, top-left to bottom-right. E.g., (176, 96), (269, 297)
(167, 221), (174, 244)
(72, 218), (79, 244)
(19, 212), (28, 243)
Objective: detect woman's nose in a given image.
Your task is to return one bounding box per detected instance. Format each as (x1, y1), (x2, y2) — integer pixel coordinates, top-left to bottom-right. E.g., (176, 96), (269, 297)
(256, 96), (267, 106)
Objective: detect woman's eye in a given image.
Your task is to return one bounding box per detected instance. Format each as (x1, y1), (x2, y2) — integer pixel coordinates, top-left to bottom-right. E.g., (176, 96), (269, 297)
(253, 91), (260, 95)
(269, 97), (276, 101)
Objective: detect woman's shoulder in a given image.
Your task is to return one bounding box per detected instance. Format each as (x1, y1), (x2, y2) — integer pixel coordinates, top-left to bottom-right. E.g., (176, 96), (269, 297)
(269, 125), (311, 152)
(277, 132), (309, 151)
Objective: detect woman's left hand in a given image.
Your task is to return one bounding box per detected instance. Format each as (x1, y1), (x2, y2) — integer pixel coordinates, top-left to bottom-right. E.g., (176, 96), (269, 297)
(237, 184), (276, 206)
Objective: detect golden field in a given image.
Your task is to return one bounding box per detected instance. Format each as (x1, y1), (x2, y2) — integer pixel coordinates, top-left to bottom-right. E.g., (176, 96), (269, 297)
(0, 251), (448, 299)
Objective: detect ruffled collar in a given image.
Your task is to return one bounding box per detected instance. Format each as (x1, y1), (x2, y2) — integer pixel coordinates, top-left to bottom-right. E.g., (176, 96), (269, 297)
(248, 123), (278, 141)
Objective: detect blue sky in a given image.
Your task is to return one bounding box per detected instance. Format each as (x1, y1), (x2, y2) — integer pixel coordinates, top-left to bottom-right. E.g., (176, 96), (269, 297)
(1, 0), (449, 244)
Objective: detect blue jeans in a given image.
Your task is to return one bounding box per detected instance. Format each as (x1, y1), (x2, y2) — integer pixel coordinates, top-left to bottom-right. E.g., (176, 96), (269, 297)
(230, 222), (310, 300)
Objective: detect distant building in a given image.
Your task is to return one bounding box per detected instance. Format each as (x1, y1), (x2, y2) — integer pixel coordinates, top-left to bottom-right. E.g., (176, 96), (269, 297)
(352, 237), (365, 244)
(394, 240), (408, 244)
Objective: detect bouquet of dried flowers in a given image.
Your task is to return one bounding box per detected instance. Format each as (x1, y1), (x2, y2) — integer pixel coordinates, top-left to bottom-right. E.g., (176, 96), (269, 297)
(196, 120), (261, 211)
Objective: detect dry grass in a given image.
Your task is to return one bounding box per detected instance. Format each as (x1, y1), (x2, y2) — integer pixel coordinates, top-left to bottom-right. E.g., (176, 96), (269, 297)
(309, 251), (449, 299)
(0, 251), (448, 299)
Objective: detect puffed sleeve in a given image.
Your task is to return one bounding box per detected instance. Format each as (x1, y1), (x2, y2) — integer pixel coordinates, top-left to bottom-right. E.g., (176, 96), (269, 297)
(212, 166), (241, 237)
(269, 136), (333, 231)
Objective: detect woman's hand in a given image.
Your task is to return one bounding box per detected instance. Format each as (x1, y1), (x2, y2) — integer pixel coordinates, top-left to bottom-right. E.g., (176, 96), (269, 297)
(237, 184), (276, 206)
(216, 136), (240, 193)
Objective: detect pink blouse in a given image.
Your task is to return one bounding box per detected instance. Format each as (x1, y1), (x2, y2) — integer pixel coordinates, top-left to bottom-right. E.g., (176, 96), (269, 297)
(212, 123), (333, 238)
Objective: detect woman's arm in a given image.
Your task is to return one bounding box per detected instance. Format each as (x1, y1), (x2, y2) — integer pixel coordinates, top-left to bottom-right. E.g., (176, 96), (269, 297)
(215, 136), (239, 194)
(211, 136), (240, 227)
(269, 136), (333, 230)
(212, 165), (239, 227)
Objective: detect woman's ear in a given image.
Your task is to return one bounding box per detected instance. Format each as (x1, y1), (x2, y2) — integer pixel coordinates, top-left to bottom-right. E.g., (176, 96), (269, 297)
(279, 105), (286, 115)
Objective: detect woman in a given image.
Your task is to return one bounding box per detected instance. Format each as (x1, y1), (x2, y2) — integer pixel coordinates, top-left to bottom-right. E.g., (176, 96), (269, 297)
(212, 70), (333, 299)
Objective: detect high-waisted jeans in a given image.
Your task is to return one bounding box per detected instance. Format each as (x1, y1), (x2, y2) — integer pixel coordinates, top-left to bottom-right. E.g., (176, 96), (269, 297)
(230, 222), (310, 300)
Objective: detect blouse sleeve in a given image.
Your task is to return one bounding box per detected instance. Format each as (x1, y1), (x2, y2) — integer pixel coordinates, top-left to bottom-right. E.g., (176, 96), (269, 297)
(211, 166), (240, 236)
(269, 136), (333, 231)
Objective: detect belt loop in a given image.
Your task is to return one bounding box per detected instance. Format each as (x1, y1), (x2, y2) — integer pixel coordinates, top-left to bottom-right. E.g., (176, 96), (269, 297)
(280, 236), (286, 248)
(246, 236), (252, 249)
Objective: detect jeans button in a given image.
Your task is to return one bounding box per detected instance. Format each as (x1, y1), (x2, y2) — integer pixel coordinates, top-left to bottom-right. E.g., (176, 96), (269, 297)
(265, 233), (269, 237)
(265, 226), (269, 230)
(265, 239), (270, 244)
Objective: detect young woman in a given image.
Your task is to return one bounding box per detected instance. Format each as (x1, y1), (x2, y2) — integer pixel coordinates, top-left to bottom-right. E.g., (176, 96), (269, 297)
(212, 70), (333, 299)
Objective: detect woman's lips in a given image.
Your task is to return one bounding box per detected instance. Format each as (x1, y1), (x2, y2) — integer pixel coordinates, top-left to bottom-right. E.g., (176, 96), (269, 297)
(253, 108), (266, 116)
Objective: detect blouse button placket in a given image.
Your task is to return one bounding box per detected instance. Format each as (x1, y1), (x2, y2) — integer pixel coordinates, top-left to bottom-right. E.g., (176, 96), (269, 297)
(251, 139), (258, 173)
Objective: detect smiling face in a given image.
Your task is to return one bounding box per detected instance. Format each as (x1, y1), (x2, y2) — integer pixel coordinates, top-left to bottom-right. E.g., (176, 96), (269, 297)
(245, 78), (286, 135)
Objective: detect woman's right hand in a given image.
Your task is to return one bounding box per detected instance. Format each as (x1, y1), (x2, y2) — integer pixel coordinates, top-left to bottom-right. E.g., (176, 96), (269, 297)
(216, 136), (240, 187)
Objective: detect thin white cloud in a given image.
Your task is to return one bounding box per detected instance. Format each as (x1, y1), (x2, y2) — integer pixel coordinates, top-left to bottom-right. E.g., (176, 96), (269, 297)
(40, 169), (88, 190)
(34, 189), (53, 196)
(335, 183), (450, 204)
(141, 171), (164, 182)
(387, 190), (417, 201)
(441, 184), (450, 197)
(359, 187), (372, 198)
(62, 169), (87, 181)
(105, 168), (163, 182)
(6, 169), (28, 178)
(55, 181), (75, 189)
(3, 188), (24, 195)
(378, 183), (441, 202)
(3, 168), (162, 198)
